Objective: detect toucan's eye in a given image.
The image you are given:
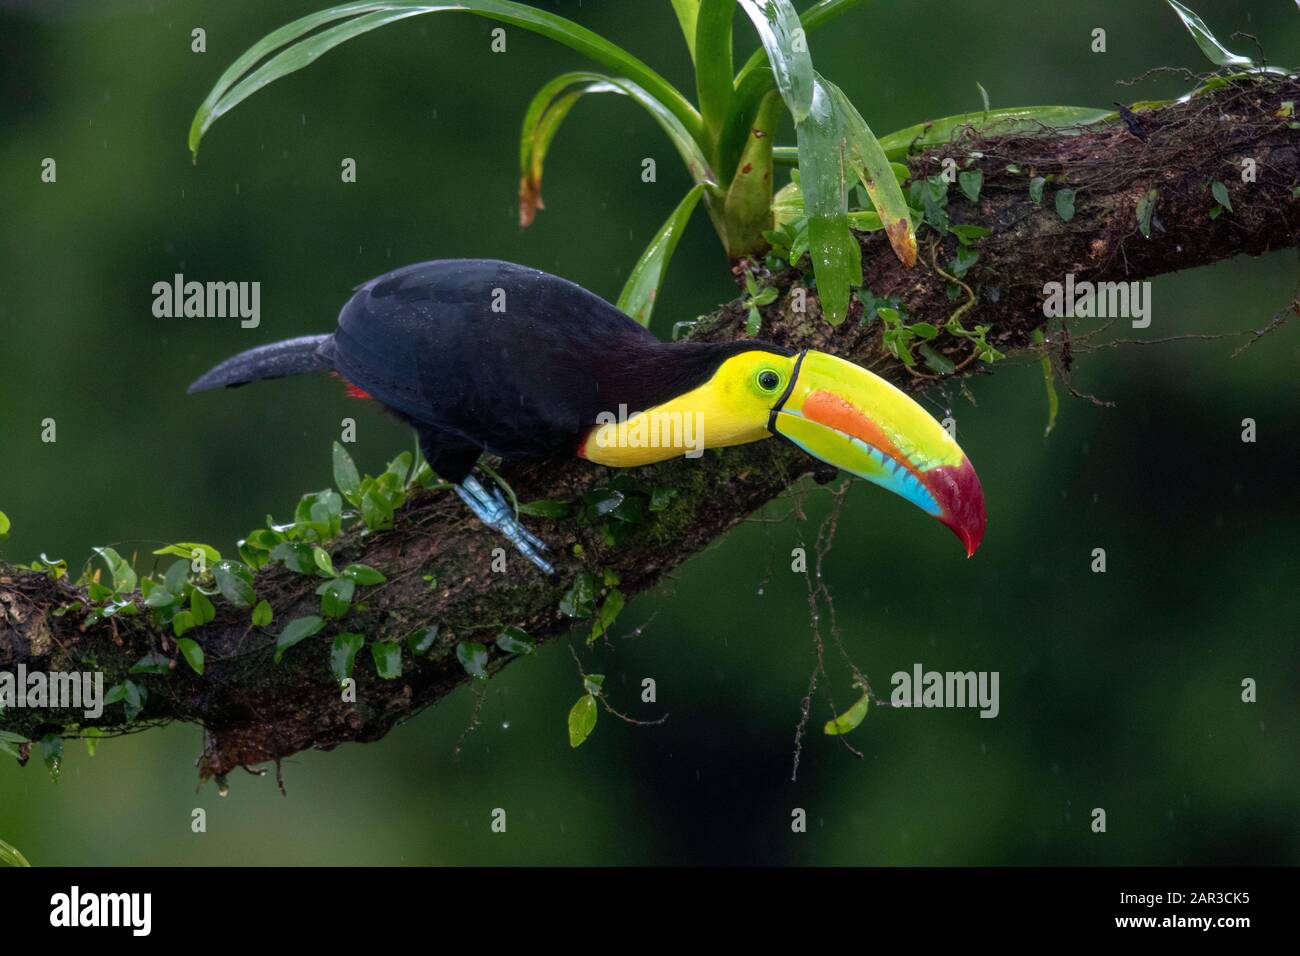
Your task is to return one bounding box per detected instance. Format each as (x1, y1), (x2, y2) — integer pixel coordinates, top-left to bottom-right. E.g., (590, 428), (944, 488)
(757, 369), (781, 392)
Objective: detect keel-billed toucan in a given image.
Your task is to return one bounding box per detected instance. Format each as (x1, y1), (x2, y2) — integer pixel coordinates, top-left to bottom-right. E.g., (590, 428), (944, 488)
(188, 259), (985, 573)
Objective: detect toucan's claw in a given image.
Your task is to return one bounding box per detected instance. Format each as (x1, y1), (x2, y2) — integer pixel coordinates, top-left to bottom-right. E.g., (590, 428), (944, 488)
(456, 475), (554, 574)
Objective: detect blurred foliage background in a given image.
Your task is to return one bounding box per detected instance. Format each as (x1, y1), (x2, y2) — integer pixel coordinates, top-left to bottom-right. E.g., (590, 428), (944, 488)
(1, 0), (1298, 865)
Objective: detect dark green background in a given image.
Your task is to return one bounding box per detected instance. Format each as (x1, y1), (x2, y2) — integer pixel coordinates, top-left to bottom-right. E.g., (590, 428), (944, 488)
(1, 0), (1297, 865)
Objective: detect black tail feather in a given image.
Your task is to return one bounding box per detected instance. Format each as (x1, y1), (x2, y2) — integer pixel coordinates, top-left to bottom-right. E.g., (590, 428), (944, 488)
(186, 334), (334, 394)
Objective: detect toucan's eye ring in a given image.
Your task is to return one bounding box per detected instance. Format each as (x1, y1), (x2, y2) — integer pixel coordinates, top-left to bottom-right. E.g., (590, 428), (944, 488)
(757, 369), (781, 391)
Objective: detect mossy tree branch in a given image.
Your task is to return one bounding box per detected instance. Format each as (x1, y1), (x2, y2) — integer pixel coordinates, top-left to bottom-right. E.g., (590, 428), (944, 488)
(3, 75), (1298, 781)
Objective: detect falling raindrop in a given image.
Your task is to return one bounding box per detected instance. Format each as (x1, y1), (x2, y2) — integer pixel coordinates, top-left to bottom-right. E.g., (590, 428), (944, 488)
(235, 182), (241, 195)
(500, 721), (510, 730)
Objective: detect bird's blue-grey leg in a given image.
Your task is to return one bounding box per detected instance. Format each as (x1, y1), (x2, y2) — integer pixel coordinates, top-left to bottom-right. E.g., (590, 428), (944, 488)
(456, 474), (554, 574)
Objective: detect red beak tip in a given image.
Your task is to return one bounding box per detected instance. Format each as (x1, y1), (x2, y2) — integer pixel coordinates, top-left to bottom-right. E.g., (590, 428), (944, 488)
(931, 458), (985, 560)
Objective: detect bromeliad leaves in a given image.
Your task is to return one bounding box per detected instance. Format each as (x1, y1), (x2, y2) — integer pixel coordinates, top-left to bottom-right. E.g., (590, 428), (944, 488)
(737, 0), (813, 124)
(518, 72), (717, 229)
(617, 183), (709, 326)
(187, 0), (910, 330)
(188, 1), (701, 159)
(794, 74), (918, 324)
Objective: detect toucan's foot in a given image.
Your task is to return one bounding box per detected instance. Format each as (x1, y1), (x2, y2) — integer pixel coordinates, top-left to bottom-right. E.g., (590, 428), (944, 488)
(456, 475), (554, 574)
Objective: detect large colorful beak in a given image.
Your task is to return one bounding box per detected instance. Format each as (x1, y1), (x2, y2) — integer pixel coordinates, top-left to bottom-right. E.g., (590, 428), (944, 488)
(768, 350), (986, 556)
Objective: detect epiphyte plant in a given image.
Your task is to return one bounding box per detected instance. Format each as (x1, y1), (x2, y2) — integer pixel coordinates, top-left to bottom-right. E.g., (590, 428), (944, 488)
(186, 0), (1118, 329)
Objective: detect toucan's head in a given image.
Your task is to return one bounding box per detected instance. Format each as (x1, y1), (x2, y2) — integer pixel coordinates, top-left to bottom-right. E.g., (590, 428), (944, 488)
(582, 346), (985, 556)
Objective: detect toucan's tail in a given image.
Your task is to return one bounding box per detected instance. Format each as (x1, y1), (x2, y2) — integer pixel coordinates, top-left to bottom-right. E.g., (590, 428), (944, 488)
(186, 334), (334, 394)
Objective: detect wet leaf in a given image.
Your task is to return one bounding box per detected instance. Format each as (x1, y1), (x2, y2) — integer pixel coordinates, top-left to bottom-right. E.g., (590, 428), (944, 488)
(958, 169), (983, 202)
(213, 560), (255, 608)
(371, 640), (402, 680)
(518, 499), (570, 518)
(331, 632), (365, 684)
(251, 600), (273, 628)
(1034, 327), (1059, 437)
(1164, 0), (1252, 68)
(1055, 188), (1076, 221)
(129, 652), (171, 675)
(274, 615), (325, 664)
(1136, 189), (1158, 238)
(588, 589), (625, 643)
(332, 441), (362, 503)
(190, 590), (216, 626)
(568, 694), (598, 748)
(152, 542), (221, 566)
(737, 0), (814, 123)
(877, 106), (1114, 161)
(407, 625), (439, 656)
(1211, 179), (1232, 213)
(316, 576), (356, 619)
(496, 626), (536, 655)
(918, 344), (955, 375)
(617, 183), (708, 326)
(824, 688), (870, 735)
(341, 563), (386, 585)
(456, 641), (490, 680)
(559, 572), (598, 618)
(177, 638), (205, 675)
(0, 837), (29, 867)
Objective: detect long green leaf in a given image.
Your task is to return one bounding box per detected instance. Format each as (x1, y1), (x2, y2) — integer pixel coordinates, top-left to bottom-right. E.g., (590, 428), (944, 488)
(795, 77), (859, 325)
(824, 78), (916, 267)
(670, 0), (701, 61)
(1164, 0), (1253, 68)
(737, 0), (813, 123)
(518, 71), (716, 227)
(721, 89), (782, 255)
(0, 836), (31, 868)
(189, 0), (701, 157)
(1033, 328), (1059, 437)
(735, 0), (864, 81)
(716, 64), (777, 187)
(618, 183), (707, 327)
(876, 105), (1115, 161)
(695, 0), (737, 153)
(722, 0), (860, 179)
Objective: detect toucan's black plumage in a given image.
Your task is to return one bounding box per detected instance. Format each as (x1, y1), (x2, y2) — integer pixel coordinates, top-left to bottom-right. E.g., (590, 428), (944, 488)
(188, 259), (784, 484)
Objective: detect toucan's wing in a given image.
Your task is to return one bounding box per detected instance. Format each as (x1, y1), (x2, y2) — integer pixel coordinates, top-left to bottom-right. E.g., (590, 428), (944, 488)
(331, 259), (657, 456)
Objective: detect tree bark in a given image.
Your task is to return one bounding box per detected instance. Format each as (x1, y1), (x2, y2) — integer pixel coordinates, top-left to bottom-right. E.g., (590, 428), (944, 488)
(3, 75), (1298, 782)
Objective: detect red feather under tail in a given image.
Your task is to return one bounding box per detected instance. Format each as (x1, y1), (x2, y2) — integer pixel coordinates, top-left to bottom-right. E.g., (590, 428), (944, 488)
(330, 371), (373, 401)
